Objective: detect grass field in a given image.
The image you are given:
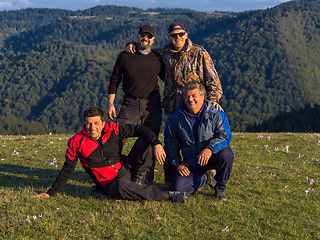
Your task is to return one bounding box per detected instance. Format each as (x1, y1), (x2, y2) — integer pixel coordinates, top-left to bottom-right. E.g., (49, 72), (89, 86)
(1, 132), (320, 239)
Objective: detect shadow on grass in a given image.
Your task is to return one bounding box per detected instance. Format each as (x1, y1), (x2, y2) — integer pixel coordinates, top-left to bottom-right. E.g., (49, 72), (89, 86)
(0, 163), (107, 199)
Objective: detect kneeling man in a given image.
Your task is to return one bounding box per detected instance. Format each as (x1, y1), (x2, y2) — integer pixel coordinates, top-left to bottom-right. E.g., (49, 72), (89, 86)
(164, 81), (234, 201)
(33, 107), (186, 202)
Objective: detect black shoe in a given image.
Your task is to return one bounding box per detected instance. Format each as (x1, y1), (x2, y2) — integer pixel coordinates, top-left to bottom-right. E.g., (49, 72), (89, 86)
(164, 191), (187, 203)
(205, 169), (216, 189)
(91, 185), (104, 192)
(214, 185), (228, 201)
(159, 181), (172, 191)
(133, 172), (148, 188)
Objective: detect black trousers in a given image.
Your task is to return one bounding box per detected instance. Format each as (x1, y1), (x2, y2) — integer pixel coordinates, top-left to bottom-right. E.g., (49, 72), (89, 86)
(117, 93), (162, 178)
(105, 142), (167, 201)
(117, 93), (162, 136)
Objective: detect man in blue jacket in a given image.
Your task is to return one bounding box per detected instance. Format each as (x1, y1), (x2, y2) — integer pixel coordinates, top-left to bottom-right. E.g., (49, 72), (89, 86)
(164, 81), (234, 201)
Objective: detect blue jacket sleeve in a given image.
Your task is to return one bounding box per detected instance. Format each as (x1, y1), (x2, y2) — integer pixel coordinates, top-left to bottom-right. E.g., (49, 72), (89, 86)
(207, 110), (232, 153)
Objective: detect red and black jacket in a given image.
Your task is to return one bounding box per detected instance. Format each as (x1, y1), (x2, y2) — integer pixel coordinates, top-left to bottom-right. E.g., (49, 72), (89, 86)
(47, 122), (160, 196)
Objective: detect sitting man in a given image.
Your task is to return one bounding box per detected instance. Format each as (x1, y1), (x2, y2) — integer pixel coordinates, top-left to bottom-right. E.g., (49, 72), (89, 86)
(164, 81), (234, 201)
(33, 107), (187, 202)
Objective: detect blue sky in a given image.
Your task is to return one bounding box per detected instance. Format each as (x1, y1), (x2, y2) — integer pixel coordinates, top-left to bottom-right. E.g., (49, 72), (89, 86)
(0, 0), (291, 13)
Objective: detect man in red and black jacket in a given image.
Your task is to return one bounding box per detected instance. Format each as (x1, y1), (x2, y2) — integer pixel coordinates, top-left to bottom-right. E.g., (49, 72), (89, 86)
(33, 107), (186, 202)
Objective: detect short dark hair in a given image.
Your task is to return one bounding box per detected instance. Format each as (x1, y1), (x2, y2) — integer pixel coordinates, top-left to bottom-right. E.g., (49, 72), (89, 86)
(183, 81), (206, 98)
(83, 107), (105, 122)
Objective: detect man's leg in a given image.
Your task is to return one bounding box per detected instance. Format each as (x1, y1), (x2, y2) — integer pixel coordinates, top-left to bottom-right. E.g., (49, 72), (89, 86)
(106, 154), (187, 202)
(207, 146), (234, 201)
(107, 165), (168, 201)
(207, 146), (234, 190)
(171, 166), (207, 195)
(160, 160), (175, 191)
(140, 95), (162, 185)
(161, 115), (176, 191)
(129, 137), (154, 187)
(117, 95), (141, 149)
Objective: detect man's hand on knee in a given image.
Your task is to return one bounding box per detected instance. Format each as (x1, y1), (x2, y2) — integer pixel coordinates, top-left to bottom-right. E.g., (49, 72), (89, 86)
(177, 162), (190, 176)
(154, 144), (166, 165)
(198, 148), (213, 166)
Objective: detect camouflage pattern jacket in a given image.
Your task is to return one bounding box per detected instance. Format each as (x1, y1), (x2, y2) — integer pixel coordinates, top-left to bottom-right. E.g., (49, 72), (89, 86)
(156, 38), (223, 115)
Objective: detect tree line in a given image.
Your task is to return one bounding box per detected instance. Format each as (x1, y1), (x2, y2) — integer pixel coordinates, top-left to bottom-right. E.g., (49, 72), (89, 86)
(0, 2), (320, 134)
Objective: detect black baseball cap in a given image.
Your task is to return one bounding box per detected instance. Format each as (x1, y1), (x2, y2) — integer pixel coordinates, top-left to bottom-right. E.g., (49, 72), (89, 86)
(138, 25), (155, 37)
(168, 22), (186, 34)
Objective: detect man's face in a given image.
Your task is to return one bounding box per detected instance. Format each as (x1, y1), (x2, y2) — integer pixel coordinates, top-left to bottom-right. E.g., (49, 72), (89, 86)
(85, 116), (105, 140)
(137, 32), (155, 51)
(184, 88), (205, 115)
(168, 26), (188, 51)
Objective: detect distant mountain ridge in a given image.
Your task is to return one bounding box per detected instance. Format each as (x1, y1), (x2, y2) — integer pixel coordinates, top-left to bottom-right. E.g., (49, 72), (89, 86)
(0, 1), (319, 134)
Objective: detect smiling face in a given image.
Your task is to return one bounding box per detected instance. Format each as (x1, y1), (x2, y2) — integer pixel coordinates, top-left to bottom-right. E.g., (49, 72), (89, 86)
(184, 88), (205, 115)
(168, 26), (188, 51)
(137, 32), (155, 51)
(85, 116), (105, 140)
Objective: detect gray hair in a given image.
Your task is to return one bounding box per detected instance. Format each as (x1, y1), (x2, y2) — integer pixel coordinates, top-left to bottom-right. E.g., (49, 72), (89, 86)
(183, 81), (206, 98)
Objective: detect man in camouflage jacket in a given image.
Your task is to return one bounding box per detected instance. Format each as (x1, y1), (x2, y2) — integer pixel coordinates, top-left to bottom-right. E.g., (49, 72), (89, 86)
(157, 23), (223, 115)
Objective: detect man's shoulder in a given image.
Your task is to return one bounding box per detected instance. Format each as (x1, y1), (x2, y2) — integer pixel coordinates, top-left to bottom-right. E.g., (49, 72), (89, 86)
(168, 107), (184, 124)
(204, 102), (228, 122)
(67, 130), (86, 148)
(118, 50), (131, 57)
(155, 44), (171, 53)
(189, 42), (209, 55)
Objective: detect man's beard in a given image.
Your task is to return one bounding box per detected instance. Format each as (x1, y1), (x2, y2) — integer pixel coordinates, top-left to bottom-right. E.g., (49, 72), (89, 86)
(139, 40), (151, 50)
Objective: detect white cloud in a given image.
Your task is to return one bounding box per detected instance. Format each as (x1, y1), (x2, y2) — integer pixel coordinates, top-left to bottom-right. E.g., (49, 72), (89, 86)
(0, 2), (14, 8)
(0, 0), (31, 9)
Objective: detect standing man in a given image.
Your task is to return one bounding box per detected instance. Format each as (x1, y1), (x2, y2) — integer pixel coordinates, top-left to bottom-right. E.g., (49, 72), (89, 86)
(33, 107), (187, 203)
(158, 22), (223, 115)
(164, 81), (233, 201)
(126, 23), (223, 190)
(107, 25), (165, 186)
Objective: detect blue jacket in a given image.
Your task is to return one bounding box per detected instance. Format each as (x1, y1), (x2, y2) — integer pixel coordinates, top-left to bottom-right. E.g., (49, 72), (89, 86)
(164, 100), (232, 168)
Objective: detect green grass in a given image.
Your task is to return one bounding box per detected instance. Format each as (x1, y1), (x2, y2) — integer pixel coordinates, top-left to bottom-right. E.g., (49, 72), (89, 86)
(1, 132), (320, 239)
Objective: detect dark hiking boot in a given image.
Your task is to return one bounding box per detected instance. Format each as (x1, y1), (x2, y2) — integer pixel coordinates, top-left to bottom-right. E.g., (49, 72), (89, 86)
(214, 185), (228, 201)
(164, 191), (187, 203)
(133, 172), (148, 188)
(205, 169), (216, 189)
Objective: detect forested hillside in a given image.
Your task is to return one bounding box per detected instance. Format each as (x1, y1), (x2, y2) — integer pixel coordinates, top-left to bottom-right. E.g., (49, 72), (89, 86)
(0, 1), (319, 134)
(202, 0), (320, 130)
(246, 103), (320, 132)
(0, 6), (231, 133)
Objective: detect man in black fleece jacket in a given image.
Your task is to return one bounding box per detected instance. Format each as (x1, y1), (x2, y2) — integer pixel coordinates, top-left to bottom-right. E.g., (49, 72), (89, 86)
(107, 25), (165, 186)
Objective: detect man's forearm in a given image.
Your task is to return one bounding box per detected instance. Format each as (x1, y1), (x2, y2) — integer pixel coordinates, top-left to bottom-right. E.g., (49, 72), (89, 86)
(47, 158), (77, 196)
(108, 94), (116, 105)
